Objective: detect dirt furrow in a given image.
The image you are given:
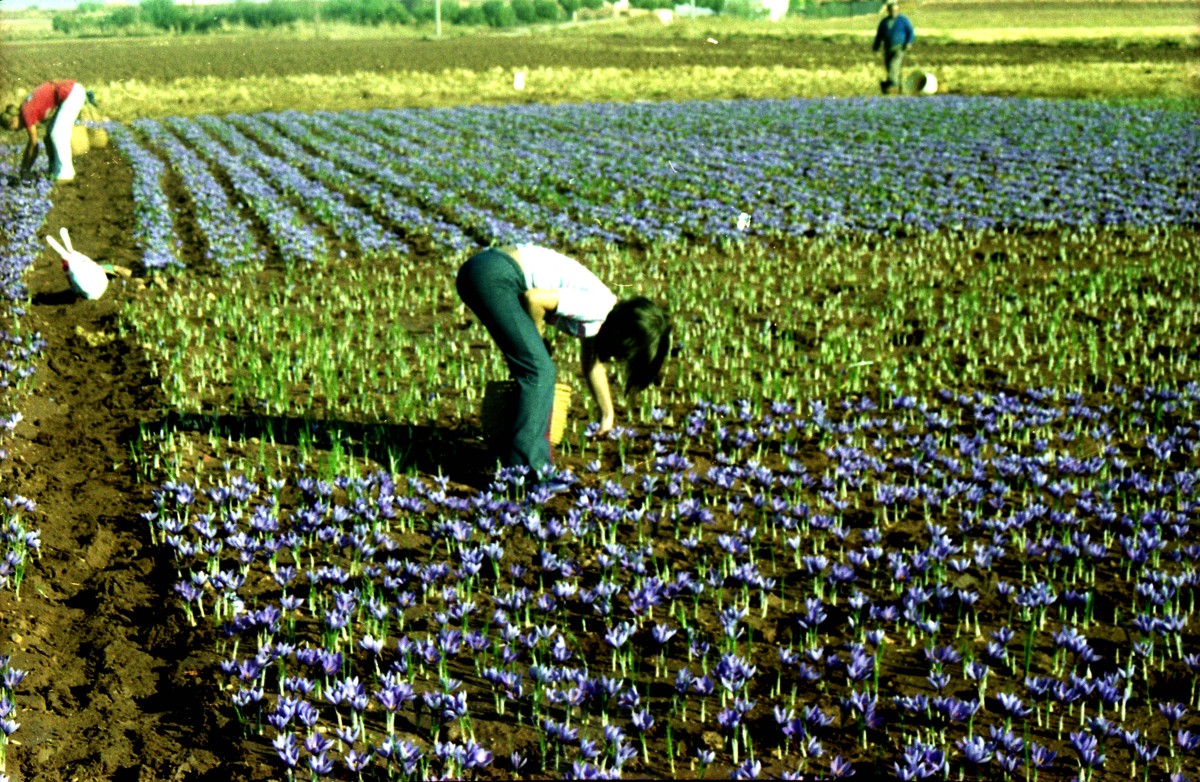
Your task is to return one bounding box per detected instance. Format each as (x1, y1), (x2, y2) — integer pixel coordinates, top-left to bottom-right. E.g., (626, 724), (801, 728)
(0, 146), (242, 781)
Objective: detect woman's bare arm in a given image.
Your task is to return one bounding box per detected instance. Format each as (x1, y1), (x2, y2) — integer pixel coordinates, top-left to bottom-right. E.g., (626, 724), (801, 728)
(581, 338), (615, 434)
(522, 288), (558, 338)
(19, 124), (39, 175)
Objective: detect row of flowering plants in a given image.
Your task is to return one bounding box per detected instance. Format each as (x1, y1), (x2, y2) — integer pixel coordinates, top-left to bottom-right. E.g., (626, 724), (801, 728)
(236, 98), (1198, 244)
(108, 124), (185, 271)
(130, 118), (265, 269)
(112, 98), (1197, 269)
(149, 384), (1200, 780)
(103, 96), (1200, 780)
(0, 148), (50, 778)
(111, 103), (1200, 443)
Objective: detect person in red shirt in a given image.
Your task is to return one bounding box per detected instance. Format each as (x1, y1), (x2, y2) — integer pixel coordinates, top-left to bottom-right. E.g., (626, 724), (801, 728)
(2, 80), (90, 182)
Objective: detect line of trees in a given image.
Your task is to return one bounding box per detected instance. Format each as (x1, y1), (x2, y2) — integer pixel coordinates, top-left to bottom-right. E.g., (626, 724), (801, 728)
(50, 0), (740, 35)
(46, 0), (882, 36)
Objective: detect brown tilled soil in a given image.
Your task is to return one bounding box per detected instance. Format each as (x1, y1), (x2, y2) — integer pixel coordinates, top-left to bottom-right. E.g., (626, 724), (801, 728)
(0, 146), (260, 781)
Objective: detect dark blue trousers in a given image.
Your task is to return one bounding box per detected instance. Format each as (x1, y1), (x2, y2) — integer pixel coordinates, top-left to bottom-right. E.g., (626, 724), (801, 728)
(456, 249), (555, 472)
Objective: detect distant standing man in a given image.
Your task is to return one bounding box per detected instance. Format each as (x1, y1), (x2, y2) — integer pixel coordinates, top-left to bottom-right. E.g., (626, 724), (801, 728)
(1, 80), (91, 182)
(873, 1), (915, 94)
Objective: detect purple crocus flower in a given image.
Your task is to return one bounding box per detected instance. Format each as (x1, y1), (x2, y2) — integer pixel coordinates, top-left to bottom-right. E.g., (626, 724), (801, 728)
(1159, 702), (1187, 725)
(307, 752), (334, 776)
(955, 735), (992, 766)
(830, 755), (855, 778)
(568, 760), (603, 779)
(927, 671), (952, 692)
(272, 733), (299, 768)
(343, 749), (371, 773)
(1176, 731), (1200, 751)
(631, 708), (654, 732)
(651, 623), (677, 646)
(987, 725), (1024, 755)
(996, 691), (1031, 719)
(462, 740), (493, 769)
(578, 737), (601, 760)
(1028, 742), (1057, 770)
(1069, 731), (1106, 769)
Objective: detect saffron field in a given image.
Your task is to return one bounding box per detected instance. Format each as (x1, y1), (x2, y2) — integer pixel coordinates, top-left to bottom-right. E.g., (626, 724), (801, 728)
(1, 46), (1199, 782)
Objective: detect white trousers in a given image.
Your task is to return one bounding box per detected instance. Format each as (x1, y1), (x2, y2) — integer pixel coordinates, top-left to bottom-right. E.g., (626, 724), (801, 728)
(45, 82), (86, 181)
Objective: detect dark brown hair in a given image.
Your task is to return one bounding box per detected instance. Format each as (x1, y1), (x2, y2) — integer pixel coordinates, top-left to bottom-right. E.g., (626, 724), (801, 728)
(595, 297), (672, 394)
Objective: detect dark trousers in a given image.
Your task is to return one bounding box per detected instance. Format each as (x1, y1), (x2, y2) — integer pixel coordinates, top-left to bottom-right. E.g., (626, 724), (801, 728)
(883, 48), (905, 92)
(456, 248), (555, 472)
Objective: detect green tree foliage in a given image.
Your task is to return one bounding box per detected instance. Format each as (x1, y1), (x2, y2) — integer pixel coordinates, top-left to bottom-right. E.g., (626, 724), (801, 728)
(139, 0), (183, 31)
(232, 0), (319, 29)
(404, 0), (439, 24)
(39, 0), (826, 36)
(454, 4), (487, 24)
(721, 0), (767, 18)
(50, 13), (77, 34)
(799, 0), (878, 18)
(481, 0), (517, 27)
(323, 0), (410, 25)
(510, 0), (536, 23)
(101, 6), (140, 32)
(533, 0), (561, 20)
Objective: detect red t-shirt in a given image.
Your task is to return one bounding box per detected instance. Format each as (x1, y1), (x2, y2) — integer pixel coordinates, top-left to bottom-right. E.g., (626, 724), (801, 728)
(19, 80), (77, 128)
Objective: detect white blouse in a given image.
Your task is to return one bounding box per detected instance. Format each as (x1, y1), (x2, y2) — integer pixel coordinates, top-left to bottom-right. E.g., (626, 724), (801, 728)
(511, 245), (617, 339)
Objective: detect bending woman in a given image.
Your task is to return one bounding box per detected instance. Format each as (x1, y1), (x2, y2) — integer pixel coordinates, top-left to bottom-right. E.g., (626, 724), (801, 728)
(457, 244), (671, 474)
(2, 80), (90, 182)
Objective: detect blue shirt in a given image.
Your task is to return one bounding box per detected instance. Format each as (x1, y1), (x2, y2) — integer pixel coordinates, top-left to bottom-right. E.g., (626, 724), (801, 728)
(874, 14), (915, 52)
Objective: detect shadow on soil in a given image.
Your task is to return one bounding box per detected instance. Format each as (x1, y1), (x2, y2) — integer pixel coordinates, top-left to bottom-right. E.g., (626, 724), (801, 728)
(154, 410), (499, 489)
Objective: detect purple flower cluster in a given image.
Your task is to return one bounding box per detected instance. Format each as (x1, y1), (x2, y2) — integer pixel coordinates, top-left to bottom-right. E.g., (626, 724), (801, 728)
(107, 124), (184, 270)
(108, 99), (1196, 271)
(131, 119), (265, 268)
(0, 496), (39, 598)
(146, 382), (1200, 778)
(162, 117), (328, 266)
(258, 110), (477, 251)
(193, 114), (407, 260)
(256, 98), (1197, 247)
(318, 110), (544, 248)
(0, 155), (49, 666)
(0, 654), (26, 767)
(0, 156), (52, 305)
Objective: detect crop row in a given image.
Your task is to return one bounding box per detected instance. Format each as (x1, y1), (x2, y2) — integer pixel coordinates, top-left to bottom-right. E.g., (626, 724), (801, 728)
(150, 384), (1200, 780)
(98, 98), (1200, 780)
(0, 150), (50, 776)
(111, 97), (1197, 271)
(103, 101), (1199, 445)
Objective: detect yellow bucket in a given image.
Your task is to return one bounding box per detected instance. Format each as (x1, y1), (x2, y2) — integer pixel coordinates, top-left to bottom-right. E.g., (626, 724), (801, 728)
(87, 126), (109, 149)
(481, 380), (571, 447)
(70, 124), (90, 156)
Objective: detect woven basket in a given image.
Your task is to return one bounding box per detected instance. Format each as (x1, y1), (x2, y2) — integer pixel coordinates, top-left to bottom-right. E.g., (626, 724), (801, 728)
(69, 124), (90, 157)
(87, 126), (109, 149)
(482, 380), (571, 447)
